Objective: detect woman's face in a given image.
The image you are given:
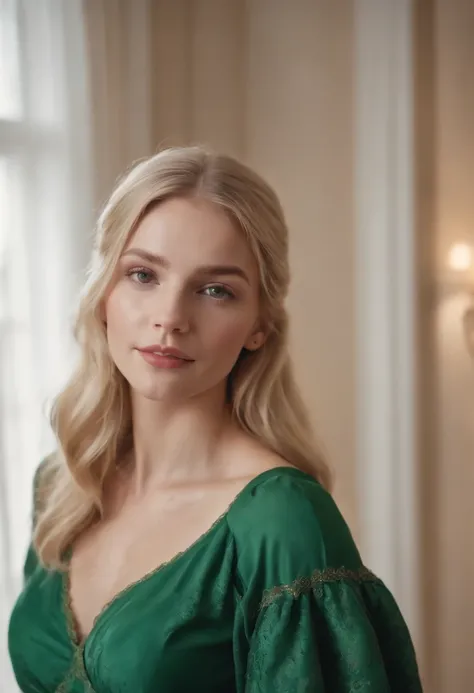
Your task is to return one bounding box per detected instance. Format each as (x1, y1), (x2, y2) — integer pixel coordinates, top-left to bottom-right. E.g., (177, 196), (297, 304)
(104, 196), (265, 403)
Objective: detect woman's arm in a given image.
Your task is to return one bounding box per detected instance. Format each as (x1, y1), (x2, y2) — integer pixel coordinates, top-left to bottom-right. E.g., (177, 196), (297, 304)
(228, 470), (423, 692)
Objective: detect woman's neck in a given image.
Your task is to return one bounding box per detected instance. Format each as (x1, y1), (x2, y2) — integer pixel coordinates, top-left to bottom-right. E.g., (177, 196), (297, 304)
(124, 386), (236, 496)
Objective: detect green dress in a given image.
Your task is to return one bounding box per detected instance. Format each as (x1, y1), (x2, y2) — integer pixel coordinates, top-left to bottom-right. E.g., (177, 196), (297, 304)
(8, 465), (423, 692)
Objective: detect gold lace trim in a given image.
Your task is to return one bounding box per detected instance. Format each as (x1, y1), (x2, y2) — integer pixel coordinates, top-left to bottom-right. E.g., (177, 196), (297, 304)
(260, 565), (381, 609)
(54, 570), (96, 693)
(54, 641), (93, 693)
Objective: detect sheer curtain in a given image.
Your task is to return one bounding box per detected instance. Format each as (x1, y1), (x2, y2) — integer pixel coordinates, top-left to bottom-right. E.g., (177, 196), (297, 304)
(0, 1), (153, 688)
(0, 0), (93, 688)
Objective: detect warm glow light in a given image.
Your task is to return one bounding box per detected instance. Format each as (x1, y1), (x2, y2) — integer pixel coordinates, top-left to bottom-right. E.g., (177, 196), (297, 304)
(448, 243), (473, 272)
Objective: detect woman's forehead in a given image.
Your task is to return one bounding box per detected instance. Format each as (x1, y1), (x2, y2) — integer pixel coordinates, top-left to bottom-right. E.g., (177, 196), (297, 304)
(125, 197), (259, 277)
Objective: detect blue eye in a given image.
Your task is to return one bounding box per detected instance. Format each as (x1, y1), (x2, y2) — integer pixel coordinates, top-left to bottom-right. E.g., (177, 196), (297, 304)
(127, 268), (155, 284)
(203, 285), (234, 301)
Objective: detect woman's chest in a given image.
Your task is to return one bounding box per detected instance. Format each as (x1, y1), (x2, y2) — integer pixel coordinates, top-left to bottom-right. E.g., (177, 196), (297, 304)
(68, 491), (233, 640)
(9, 525), (240, 693)
(83, 565), (239, 693)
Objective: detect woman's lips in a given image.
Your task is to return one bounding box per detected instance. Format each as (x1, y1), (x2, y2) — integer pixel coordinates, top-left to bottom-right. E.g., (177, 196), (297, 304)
(138, 349), (194, 369)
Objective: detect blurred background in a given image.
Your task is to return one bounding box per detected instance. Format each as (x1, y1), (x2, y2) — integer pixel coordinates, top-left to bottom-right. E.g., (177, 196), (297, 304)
(0, 1), (473, 691)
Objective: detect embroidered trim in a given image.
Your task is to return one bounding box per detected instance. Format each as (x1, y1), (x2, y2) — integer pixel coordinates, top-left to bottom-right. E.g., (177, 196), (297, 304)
(260, 565), (381, 609)
(54, 641), (93, 693)
(54, 570), (96, 693)
(62, 567), (81, 646)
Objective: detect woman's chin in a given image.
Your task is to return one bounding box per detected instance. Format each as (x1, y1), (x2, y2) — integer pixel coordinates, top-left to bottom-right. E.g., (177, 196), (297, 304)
(136, 385), (189, 403)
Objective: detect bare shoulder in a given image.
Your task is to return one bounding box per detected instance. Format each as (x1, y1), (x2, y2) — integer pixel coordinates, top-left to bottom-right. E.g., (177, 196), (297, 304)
(222, 430), (297, 484)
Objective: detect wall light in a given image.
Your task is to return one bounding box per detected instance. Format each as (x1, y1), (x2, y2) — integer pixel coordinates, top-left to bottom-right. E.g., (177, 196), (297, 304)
(448, 243), (473, 272)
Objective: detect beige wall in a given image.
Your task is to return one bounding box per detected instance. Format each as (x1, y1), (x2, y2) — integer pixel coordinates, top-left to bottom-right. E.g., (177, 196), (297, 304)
(150, 0), (357, 533)
(417, 0), (474, 691)
(434, 1), (474, 691)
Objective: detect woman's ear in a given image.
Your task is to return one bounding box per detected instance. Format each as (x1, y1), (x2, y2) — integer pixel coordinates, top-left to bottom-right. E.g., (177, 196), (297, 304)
(244, 330), (266, 351)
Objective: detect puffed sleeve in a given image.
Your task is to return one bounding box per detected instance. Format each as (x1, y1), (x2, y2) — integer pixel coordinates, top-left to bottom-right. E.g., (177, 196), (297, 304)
(228, 469), (423, 692)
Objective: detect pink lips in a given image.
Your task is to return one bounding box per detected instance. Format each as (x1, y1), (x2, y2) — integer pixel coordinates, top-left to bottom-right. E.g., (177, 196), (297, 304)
(137, 345), (194, 369)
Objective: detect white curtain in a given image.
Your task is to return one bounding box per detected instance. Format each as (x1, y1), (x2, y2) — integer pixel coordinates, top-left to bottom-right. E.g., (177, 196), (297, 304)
(0, 1), (153, 688)
(0, 0), (93, 688)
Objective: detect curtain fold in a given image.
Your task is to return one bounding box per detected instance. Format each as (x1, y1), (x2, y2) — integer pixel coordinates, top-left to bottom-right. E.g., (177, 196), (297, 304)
(1, 2), (154, 688)
(0, 0), (93, 590)
(0, 6), (93, 690)
(83, 0), (153, 208)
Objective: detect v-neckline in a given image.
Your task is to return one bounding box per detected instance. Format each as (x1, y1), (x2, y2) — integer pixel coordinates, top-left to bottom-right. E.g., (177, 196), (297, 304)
(62, 465), (305, 649)
(62, 502), (228, 649)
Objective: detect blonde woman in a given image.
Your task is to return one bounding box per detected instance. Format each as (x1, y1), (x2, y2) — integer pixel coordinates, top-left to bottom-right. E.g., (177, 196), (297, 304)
(9, 147), (423, 692)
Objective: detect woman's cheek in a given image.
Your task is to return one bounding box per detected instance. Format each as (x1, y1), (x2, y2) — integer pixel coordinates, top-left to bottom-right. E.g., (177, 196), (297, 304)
(107, 286), (143, 327)
(208, 314), (254, 353)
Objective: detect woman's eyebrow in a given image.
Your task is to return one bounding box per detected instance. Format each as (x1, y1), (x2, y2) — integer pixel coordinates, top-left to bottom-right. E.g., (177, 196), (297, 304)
(122, 248), (250, 284)
(122, 248), (170, 268)
(196, 265), (250, 284)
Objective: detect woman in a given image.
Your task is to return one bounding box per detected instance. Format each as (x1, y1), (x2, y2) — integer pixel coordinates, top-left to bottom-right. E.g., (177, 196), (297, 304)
(9, 146), (423, 692)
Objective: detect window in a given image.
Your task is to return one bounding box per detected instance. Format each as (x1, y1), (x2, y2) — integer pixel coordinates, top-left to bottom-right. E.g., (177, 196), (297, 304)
(1, 2), (91, 687)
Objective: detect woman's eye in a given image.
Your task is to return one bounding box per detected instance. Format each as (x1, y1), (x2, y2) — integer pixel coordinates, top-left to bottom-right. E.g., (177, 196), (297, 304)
(127, 268), (155, 284)
(203, 285), (234, 300)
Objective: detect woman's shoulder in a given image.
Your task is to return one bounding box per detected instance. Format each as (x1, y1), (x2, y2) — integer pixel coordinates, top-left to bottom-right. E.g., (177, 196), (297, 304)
(227, 465), (364, 586)
(227, 467), (422, 692)
(227, 464), (358, 553)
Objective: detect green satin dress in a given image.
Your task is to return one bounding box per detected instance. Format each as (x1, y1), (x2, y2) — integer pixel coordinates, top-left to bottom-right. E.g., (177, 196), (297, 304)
(8, 465), (423, 692)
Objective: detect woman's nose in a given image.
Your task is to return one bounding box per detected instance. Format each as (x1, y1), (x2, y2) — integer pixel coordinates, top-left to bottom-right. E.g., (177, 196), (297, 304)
(152, 289), (190, 333)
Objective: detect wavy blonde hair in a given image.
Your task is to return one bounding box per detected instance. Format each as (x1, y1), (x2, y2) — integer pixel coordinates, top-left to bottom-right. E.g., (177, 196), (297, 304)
(35, 145), (332, 569)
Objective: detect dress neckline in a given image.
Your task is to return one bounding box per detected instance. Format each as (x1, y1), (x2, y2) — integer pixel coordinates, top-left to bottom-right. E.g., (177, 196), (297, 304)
(62, 465), (311, 649)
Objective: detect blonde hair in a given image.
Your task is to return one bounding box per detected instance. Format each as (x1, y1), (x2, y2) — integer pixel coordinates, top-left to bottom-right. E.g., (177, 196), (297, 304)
(35, 146), (332, 569)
